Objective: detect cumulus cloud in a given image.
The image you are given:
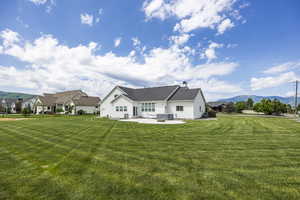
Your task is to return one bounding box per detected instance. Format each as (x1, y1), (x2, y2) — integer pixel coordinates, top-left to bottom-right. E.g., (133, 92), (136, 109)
(80, 13), (94, 26)
(0, 29), (239, 100)
(28, 0), (48, 5)
(201, 42), (223, 61)
(0, 29), (20, 47)
(263, 62), (300, 74)
(251, 72), (297, 90)
(132, 37), (141, 46)
(143, 0), (241, 34)
(169, 34), (191, 46)
(217, 18), (234, 35)
(114, 37), (122, 47)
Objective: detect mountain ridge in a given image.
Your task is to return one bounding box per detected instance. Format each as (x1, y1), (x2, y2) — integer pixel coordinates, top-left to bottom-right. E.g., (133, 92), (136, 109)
(218, 95), (299, 105)
(0, 91), (35, 99)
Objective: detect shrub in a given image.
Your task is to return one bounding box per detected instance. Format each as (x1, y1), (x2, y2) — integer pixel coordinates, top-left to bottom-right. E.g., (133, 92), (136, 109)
(56, 108), (64, 113)
(235, 101), (246, 113)
(207, 110), (217, 118)
(77, 110), (85, 115)
(22, 108), (31, 117)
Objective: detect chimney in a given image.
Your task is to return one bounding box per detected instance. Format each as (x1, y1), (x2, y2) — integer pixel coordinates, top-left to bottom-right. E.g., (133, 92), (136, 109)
(182, 81), (188, 88)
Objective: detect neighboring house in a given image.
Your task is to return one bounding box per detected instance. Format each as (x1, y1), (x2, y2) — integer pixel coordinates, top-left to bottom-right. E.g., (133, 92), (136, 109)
(34, 90), (100, 114)
(22, 97), (37, 112)
(68, 96), (101, 114)
(100, 85), (206, 119)
(207, 102), (233, 112)
(0, 98), (18, 113)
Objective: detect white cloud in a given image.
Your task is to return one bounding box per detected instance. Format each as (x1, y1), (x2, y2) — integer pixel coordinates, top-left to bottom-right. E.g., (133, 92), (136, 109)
(114, 37), (122, 47)
(201, 42), (223, 61)
(0, 29), (20, 47)
(143, 0), (241, 34)
(28, 0), (56, 13)
(46, 0), (56, 13)
(169, 34), (191, 46)
(132, 37), (141, 46)
(251, 72), (297, 90)
(285, 91), (295, 97)
(263, 62), (300, 74)
(0, 29), (239, 100)
(80, 13), (94, 26)
(28, 0), (47, 5)
(217, 18), (234, 35)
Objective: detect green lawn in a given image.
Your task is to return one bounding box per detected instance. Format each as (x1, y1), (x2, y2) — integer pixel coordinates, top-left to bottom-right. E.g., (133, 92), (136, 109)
(0, 115), (300, 200)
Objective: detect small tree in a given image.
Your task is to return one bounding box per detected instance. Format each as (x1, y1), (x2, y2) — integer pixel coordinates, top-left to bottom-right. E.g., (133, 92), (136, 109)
(235, 101), (246, 113)
(253, 102), (262, 113)
(246, 98), (254, 109)
(22, 107), (31, 117)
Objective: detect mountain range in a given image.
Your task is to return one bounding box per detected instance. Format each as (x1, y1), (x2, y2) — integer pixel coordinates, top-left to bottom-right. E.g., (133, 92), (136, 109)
(0, 91), (35, 99)
(218, 95), (299, 105)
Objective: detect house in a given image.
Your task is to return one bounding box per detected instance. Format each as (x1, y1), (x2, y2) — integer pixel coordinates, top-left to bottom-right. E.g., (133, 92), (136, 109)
(69, 96), (101, 114)
(34, 90), (100, 114)
(207, 102), (233, 112)
(21, 97), (37, 113)
(100, 84), (206, 119)
(0, 98), (19, 113)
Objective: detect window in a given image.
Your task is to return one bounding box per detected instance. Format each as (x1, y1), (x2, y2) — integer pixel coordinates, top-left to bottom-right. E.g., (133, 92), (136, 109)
(176, 106), (184, 111)
(116, 106), (127, 112)
(141, 103), (155, 112)
(114, 94), (118, 98)
(199, 106), (202, 112)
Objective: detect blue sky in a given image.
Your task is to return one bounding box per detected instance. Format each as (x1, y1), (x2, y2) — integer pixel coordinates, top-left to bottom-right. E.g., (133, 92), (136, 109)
(0, 0), (299, 101)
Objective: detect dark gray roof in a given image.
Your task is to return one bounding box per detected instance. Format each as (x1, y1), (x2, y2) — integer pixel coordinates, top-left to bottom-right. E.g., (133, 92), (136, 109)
(118, 85), (202, 101)
(73, 96), (101, 106)
(168, 87), (200, 101)
(207, 102), (230, 107)
(119, 85), (179, 101)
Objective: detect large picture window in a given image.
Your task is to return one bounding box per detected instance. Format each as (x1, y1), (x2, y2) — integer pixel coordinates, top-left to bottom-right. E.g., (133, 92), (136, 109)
(141, 103), (155, 112)
(176, 106), (184, 111)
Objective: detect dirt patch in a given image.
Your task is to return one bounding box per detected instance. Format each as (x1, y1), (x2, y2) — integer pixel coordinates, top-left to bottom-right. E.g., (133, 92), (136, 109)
(0, 118), (31, 121)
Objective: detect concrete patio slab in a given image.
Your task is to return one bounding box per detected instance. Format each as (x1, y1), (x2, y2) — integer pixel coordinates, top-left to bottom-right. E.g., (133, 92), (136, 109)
(120, 118), (186, 124)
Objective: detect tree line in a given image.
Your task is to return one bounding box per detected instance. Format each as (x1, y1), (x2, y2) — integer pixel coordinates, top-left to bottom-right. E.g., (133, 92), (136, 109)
(224, 98), (295, 115)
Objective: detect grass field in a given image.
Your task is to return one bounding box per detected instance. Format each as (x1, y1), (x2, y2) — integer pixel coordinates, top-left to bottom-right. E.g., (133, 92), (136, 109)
(0, 115), (300, 200)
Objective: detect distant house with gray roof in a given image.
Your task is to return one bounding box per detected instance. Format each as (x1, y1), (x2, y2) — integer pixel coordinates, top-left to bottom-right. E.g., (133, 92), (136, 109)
(100, 84), (206, 119)
(34, 90), (100, 114)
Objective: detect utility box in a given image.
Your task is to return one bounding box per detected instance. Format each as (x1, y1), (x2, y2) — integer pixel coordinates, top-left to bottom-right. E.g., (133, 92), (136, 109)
(157, 114), (174, 120)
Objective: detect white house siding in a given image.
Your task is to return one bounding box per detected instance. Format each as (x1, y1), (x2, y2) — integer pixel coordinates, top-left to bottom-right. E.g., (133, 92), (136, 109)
(193, 91), (206, 118)
(36, 105), (51, 114)
(75, 106), (98, 114)
(138, 101), (167, 118)
(167, 101), (195, 119)
(100, 88), (133, 118)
